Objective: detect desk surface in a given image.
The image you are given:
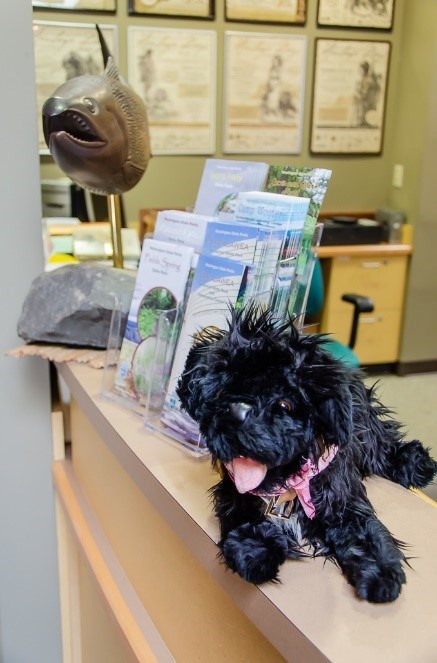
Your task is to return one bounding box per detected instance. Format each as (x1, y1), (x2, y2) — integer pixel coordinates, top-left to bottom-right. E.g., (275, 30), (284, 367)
(58, 362), (437, 663)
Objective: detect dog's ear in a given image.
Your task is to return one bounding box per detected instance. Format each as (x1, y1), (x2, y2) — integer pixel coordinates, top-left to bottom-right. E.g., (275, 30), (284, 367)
(316, 385), (354, 449)
(176, 327), (226, 421)
(296, 342), (356, 449)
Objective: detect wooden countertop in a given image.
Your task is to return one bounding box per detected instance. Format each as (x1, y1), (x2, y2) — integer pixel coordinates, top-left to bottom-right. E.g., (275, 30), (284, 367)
(57, 362), (437, 663)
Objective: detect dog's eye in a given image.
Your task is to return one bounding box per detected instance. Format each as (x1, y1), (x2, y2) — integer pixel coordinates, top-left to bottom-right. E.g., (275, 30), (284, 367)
(275, 399), (293, 414)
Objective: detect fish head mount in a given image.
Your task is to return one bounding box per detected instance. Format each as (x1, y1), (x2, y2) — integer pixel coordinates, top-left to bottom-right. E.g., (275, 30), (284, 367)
(42, 57), (151, 196)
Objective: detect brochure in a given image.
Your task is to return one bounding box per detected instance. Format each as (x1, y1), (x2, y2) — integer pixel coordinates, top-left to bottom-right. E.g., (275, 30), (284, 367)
(113, 239), (194, 404)
(202, 219), (285, 308)
(233, 191), (311, 319)
(263, 166), (332, 224)
(153, 209), (214, 254)
(193, 158), (269, 219)
(263, 167), (332, 317)
(234, 190), (310, 231)
(161, 253), (249, 445)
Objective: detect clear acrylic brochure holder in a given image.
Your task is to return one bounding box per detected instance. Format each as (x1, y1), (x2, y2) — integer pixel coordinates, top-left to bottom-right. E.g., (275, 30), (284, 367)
(101, 221), (323, 457)
(101, 300), (208, 456)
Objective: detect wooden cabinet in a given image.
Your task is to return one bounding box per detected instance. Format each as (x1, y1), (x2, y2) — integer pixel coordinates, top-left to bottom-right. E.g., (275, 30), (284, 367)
(318, 245), (411, 364)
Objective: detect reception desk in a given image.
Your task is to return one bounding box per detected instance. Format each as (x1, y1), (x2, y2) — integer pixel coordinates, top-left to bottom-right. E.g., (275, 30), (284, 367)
(52, 361), (437, 663)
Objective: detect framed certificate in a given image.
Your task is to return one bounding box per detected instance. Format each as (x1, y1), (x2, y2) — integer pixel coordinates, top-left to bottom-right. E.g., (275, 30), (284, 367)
(317, 0), (395, 30)
(33, 21), (118, 154)
(223, 31), (306, 154)
(33, 0), (116, 12)
(128, 26), (216, 155)
(310, 39), (391, 155)
(128, 0), (214, 19)
(225, 0), (306, 25)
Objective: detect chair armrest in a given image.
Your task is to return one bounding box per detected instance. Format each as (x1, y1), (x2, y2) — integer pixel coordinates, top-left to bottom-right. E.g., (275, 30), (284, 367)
(341, 293), (374, 349)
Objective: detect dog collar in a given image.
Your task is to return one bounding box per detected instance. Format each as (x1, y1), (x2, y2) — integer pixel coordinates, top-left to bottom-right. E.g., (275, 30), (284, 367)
(225, 444), (338, 520)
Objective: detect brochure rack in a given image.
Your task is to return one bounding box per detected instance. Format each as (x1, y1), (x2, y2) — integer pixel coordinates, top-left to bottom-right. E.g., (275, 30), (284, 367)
(101, 222), (323, 457)
(101, 300), (208, 455)
(100, 294), (144, 416)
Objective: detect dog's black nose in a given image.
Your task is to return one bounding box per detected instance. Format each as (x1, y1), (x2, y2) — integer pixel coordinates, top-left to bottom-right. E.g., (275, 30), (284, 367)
(229, 402), (252, 422)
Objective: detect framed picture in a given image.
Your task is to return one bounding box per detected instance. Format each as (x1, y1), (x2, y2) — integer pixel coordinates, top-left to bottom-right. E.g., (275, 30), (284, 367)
(128, 0), (214, 19)
(317, 0), (394, 30)
(223, 31), (307, 154)
(225, 0), (306, 25)
(128, 26), (216, 155)
(310, 39), (391, 155)
(33, 0), (117, 12)
(33, 21), (118, 154)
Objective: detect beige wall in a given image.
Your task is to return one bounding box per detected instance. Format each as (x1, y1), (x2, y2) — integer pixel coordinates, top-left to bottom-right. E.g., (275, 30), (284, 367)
(37, 0), (437, 364)
(388, 0), (437, 363)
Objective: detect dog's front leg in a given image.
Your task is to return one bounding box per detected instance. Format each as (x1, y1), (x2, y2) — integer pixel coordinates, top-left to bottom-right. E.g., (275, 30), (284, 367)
(221, 519), (290, 584)
(323, 509), (406, 603)
(212, 476), (290, 584)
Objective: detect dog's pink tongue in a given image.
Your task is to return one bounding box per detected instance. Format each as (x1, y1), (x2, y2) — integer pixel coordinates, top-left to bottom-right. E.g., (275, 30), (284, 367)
(230, 457), (267, 493)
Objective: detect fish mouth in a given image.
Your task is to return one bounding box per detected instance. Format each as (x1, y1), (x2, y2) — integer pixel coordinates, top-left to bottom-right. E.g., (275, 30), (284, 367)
(43, 110), (106, 149)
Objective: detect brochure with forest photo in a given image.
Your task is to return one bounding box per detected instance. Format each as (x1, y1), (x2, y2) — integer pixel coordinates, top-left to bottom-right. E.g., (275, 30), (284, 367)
(114, 239), (194, 405)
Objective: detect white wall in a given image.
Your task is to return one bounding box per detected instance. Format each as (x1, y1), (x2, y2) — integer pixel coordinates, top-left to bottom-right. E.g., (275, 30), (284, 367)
(0, 2), (62, 661)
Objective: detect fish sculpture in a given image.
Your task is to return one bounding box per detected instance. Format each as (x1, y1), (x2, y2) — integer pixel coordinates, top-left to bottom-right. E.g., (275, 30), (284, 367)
(42, 56), (151, 195)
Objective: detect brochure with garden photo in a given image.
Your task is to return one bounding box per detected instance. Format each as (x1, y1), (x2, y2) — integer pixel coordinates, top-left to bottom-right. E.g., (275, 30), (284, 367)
(114, 238), (194, 404)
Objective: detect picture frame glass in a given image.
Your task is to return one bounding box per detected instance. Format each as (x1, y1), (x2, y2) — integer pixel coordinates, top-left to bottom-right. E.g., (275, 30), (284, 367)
(317, 0), (394, 29)
(33, 1), (117, 11)
(33, 21), (118, 154)
(223, 31), (307, 154)
(129, 0), (214, 19)
(311, 39), (391, 155)
(225, 0), (306, 24)
(128, 27), (216, 155)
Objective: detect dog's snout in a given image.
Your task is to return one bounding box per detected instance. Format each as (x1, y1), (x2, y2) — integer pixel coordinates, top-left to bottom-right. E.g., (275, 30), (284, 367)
(229, 402), (252, 422)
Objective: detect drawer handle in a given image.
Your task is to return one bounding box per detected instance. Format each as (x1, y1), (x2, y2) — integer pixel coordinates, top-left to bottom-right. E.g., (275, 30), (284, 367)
(359, 316), (382, 324)
(360, 261), (387, 269)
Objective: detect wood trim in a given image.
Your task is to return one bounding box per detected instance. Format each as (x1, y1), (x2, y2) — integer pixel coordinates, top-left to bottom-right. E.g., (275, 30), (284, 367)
(48, 222), (110, 237)
(52, 460), (175, 663)
(410, 488), (436, 507)
(55, 496), (82, 663)
(318, 210), (375, 220)
(317, 243), (412, 258)
(51, 411), (66, 462)
(397, 359), (437, 376)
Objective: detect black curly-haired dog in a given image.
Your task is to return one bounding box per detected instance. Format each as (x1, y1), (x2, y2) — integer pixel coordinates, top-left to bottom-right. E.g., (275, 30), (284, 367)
(176, 306), (437, 603)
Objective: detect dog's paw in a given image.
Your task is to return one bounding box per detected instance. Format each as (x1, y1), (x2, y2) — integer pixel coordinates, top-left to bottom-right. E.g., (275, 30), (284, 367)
(391, 440), (437, 488)
(221, 521), (288, 585)
(354, 564), (406, 604)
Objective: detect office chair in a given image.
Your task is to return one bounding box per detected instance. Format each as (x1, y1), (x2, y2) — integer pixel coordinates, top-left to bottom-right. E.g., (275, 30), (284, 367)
(305, 258), (374, 367)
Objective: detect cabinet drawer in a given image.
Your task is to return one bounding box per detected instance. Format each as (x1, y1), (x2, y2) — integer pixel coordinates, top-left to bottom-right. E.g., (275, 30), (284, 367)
(322, 308), (403, 364)
(325, 255), (408, 311)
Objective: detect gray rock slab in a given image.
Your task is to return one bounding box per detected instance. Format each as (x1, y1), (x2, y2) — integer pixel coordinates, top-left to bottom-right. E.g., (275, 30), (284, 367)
(17, 263), (135, 348)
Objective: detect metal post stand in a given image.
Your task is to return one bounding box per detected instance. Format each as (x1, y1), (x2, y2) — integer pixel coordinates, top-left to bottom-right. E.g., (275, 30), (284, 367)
(108, 193), (124, 268)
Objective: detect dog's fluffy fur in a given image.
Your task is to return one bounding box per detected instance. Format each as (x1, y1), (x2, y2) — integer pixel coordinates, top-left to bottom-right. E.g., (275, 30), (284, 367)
(176, 306), (437, 603)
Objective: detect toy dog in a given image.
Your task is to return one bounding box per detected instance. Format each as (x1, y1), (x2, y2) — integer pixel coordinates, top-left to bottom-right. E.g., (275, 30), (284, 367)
(176, 306), (437, 603)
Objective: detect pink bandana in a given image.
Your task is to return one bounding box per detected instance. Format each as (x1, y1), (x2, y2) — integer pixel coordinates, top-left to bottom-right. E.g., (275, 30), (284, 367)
(225, 445), (338, 520)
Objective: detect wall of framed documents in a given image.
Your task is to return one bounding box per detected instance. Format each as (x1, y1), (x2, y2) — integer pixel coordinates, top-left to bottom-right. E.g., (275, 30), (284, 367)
(35, 0), (401, 219)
